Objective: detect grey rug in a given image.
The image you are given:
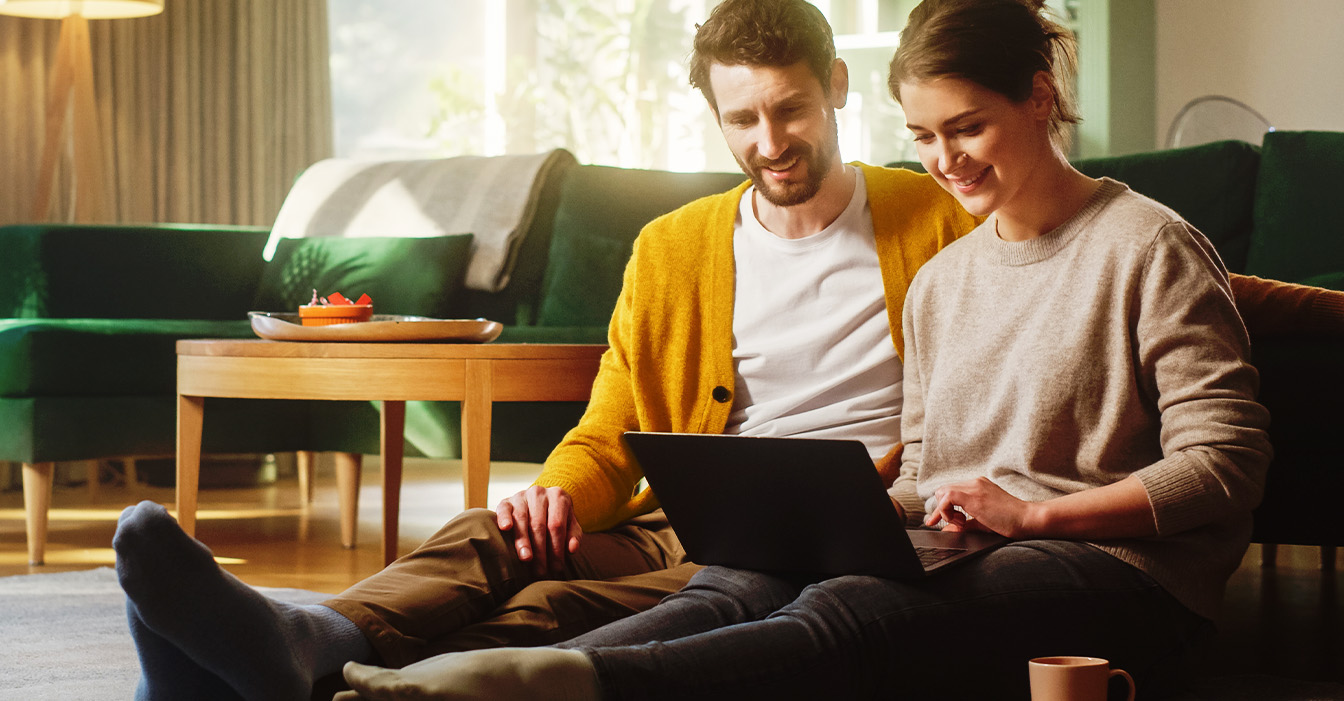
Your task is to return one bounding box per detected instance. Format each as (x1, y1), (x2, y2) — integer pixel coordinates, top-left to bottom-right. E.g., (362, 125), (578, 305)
(0, 567), (327, 701)
(2, 568), (1341, 701)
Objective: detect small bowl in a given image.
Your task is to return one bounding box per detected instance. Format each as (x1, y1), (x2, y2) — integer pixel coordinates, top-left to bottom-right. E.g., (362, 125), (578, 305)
(298, 304), (373, 326)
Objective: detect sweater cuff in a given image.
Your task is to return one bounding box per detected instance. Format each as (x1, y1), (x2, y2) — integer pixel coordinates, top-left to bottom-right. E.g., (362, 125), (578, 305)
(888, 482), (925, 527)
(1133, 453), (1225, 536)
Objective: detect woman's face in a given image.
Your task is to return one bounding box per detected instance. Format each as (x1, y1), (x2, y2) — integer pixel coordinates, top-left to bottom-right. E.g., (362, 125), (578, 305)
(899, 76), (1052, 218)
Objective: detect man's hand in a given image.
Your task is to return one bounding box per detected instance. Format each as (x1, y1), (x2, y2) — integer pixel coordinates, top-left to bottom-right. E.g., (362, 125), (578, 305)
(495, 485), (583, 577)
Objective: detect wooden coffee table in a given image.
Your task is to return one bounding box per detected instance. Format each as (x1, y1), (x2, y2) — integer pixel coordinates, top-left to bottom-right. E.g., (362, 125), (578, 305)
(175, 340), (606, 564)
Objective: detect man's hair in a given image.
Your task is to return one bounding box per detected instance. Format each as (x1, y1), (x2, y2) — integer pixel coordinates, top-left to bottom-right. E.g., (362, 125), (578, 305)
(889, 0), (1081, 149)
(689, 0), (836, 112)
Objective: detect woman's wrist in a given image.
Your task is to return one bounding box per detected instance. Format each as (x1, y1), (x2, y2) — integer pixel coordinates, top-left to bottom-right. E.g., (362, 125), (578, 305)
(1018, 500), (1051, 538)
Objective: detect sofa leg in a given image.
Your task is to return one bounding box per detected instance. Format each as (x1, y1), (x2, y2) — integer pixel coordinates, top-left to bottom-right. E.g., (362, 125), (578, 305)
(22, 462), (55, 565)
(1260, 542), (1278, 568)
(1323, 545), (1337, 574)
(335, 452), (362, 549)
(296, 451), (316, 506)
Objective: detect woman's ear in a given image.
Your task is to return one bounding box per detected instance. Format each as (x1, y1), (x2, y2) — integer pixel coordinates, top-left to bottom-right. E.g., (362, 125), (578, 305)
(1030, 71), (1054, 120)
(829, 58), (850, 109)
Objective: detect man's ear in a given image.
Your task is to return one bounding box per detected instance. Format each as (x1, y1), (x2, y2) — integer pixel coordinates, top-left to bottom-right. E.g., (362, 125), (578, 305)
(829, 58), (849, 109)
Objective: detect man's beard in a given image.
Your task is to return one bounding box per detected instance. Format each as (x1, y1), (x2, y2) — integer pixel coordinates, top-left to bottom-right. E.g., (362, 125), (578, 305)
(736, 109), (840, 207)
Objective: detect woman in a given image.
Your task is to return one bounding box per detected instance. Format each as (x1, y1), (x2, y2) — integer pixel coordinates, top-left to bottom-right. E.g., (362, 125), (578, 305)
(335, 1), (1271, 698)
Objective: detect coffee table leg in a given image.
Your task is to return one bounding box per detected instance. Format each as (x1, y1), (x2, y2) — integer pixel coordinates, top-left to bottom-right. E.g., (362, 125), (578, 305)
(380, 400), (406, 565)
(335, 453), (362, 549)
(462, 360), (494, 510)
(176, 394), (204, 537)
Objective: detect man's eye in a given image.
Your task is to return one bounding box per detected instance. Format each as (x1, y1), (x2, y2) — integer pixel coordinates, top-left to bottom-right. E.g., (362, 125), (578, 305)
(911, 133), (934, 143)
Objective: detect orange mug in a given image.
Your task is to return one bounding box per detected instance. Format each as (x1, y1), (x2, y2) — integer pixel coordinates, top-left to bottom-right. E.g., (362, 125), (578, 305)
(1028, 656), (1135, 701)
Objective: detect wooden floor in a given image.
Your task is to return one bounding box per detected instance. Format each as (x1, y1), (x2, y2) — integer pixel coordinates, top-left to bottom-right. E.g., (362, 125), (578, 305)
(0, 455), (542, 592)
(2, 456), (1340, 684)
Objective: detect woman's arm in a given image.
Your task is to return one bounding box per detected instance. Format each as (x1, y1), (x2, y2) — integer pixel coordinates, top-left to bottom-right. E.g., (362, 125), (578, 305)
(930, 223), (1271, 541)
(926, 474), (1155, 539)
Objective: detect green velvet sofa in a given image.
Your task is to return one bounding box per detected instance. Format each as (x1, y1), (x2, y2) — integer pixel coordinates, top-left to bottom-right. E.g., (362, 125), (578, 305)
(4, 131), (1341, 567)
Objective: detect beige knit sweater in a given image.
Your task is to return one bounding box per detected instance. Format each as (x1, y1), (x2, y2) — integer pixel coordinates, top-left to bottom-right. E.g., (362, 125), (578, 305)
(891, 179), (1273, 621)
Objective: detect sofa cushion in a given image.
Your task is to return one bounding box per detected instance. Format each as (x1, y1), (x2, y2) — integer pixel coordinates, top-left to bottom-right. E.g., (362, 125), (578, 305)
(253, 235), (474, 317)
(890, 141), (1261, 273)
(1244, 131), (1344, 282)
(0, 319), (254, 397)
(1302, 271), (1344, 291)
(1073, 140), (1260, 273)
(0, 224), (270, 320)
(0, 395), (313, 464)
(537, 165), (747, 327)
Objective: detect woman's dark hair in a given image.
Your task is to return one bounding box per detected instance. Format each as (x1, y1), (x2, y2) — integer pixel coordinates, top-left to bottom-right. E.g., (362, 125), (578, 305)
(689, 0), (836, 113)
(889, 0), (1080, 149)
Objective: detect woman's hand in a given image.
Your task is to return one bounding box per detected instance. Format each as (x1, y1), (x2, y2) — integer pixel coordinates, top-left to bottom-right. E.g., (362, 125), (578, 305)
(925, 477), (1040, 538)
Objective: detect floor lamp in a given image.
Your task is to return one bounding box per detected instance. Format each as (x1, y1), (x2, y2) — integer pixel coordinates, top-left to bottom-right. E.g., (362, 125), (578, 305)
(0, 0), (164, 222)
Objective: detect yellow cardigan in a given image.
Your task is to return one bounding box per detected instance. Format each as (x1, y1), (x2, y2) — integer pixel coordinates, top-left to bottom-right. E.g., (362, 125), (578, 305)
(533, 164), (977, 531)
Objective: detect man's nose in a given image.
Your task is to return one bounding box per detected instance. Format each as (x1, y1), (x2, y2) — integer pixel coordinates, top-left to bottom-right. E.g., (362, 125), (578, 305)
(757, 119), (788, 161)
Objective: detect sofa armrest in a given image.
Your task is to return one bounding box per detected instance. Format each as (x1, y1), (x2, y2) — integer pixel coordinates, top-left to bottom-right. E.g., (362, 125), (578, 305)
(1, 223), (271, 320)
(1248, 336), (1344, 546)
(1232, 274), (1344, 339)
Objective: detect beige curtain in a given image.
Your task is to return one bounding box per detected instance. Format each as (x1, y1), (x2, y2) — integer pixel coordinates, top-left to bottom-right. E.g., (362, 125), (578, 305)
(0, 0), (331, 227)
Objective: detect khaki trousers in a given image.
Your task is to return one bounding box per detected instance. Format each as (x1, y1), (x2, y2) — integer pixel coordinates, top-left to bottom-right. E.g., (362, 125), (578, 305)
(323, 508), (698, 667)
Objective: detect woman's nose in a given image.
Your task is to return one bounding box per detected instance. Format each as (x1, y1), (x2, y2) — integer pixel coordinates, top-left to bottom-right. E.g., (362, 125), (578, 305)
(940, 144), (965, 174)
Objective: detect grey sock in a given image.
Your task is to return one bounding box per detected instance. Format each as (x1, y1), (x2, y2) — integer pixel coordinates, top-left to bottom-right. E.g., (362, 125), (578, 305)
(125, 599), (243, 701)
(343, 647), (600, 700)
(114, 501), (372, 700)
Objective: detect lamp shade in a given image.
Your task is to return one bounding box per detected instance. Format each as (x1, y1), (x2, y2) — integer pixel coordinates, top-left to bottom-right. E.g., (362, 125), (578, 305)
(0, 0), (163, 18)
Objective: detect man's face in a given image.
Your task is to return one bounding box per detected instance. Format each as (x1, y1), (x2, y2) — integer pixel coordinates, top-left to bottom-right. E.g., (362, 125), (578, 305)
(709, 61), (844, 207)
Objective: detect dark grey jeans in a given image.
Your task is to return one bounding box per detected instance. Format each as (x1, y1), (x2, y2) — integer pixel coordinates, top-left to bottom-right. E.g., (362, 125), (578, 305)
(560, 540), (1213, 700)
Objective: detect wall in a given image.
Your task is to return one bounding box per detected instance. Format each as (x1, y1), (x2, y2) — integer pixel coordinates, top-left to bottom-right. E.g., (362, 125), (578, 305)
(1156, 0), (1344, 145)
(1073, 0), (1156, 158)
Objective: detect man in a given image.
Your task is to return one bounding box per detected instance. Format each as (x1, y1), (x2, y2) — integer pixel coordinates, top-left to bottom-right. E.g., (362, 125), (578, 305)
(110, 1), (1329, 699)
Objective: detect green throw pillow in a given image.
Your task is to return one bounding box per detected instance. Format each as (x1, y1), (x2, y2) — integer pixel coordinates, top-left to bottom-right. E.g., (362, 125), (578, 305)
(253, 235), (475, 317)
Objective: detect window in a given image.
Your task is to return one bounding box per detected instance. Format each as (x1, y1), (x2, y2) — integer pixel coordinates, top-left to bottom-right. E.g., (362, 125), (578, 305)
(329, 0), (919, 170)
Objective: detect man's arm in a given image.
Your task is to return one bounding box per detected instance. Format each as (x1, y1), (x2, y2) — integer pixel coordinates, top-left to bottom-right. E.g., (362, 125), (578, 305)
(496, 241), (650, 575)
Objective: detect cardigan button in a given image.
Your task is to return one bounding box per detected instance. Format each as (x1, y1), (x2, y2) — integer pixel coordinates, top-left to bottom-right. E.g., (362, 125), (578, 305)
(712, 386), (731, 403)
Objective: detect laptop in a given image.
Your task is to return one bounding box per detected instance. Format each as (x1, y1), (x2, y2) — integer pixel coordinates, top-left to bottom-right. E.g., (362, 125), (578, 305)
(623, 432), (1007, 580)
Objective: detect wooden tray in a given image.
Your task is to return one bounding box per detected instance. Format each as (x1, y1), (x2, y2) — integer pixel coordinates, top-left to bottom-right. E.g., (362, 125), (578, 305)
(249, 312), (503, 343)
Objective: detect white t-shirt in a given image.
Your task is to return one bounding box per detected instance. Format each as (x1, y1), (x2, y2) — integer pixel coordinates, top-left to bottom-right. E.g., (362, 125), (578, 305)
(724, 166), (903, 460)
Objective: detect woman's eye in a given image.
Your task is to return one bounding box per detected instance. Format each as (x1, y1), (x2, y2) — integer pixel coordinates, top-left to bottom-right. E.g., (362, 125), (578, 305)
(912, 133), (934, 144)
(957, 124), (983, 136)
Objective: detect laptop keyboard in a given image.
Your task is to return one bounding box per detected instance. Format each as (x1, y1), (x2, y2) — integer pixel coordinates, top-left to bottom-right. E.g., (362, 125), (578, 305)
(915, 546), (966, 567)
